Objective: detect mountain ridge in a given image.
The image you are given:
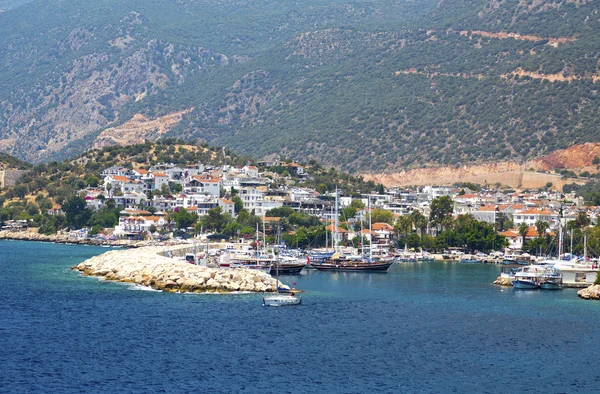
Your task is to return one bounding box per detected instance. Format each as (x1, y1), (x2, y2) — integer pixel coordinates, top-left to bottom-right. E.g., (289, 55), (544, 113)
(0, 0), (599, 171)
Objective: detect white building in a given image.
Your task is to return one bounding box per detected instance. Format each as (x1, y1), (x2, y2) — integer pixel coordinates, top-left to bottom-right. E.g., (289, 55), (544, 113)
(184, 176), (221, 197)
(242, 165), (259, 178)
(219, 198), (236, 217)
(513, 209), (559, 228)
(115, 215), (167, 235)
(422, 186), (453, 201)
(471, 205), (500, 224)
(240, 187), (264, 213)
(151, 172), (170, 192)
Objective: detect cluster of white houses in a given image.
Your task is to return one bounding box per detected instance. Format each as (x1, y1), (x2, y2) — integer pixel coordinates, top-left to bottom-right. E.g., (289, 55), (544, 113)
(75, 162), (600, 248)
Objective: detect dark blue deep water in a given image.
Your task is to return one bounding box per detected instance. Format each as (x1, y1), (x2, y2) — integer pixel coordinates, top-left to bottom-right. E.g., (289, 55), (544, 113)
(2, 240), (600, 393)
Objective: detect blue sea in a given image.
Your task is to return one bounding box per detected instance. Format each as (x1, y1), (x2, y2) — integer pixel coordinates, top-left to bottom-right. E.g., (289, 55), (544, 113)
(1, 240), (600, 393)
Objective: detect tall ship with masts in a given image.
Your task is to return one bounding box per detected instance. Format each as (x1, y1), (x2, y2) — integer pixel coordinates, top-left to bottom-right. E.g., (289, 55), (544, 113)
(309, 190), (395, 272)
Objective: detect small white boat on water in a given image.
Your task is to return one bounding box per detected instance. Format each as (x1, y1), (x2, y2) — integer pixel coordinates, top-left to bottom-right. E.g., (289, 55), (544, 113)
(262, 255), (301, 307)
(262, 292), (302, 307)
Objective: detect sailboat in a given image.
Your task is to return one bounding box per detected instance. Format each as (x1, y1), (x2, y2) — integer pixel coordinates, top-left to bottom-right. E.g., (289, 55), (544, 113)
(262, 252), (301, 307)
(268, 226), (307, 275)
(310, 191), (395, 272)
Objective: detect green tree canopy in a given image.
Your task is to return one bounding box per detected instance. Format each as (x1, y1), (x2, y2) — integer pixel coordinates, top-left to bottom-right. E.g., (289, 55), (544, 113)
(63, 195), (91, 229)
(430, 196), (453, 227)
(171, 208), (198, 230)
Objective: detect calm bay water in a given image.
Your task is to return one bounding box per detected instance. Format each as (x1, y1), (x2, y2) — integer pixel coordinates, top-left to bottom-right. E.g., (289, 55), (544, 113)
(1, 240), (600, 393)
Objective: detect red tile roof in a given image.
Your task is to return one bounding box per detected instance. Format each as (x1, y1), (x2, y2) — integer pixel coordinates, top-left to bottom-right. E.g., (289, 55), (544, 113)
(517, 209), (555, 215)
(371, 222), (394, 231)
(326, 224), (349, 233)
(111, 175), (131, 183)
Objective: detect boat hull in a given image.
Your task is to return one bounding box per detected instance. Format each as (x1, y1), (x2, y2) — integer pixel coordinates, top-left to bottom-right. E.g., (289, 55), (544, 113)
(512, 280), (539, 289)
(262, 294), (302, 307)
(397, 258), (417, 263)
(310, 261), (394, 272)
(540, 281), (563, 290)
(269, 263), (307, 275)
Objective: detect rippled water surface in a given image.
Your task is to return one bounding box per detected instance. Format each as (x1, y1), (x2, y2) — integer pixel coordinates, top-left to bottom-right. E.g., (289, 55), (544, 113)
(2, 240), (600, 393)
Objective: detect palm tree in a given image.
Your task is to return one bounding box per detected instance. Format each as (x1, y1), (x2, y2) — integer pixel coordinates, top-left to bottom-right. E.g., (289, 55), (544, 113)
(535, 220), (549, 239)
(534, 220), (550, 256)
(518, 222), (529, 251)
(164, 210), (175, 232)
(410, 210), (428, 239)
(394, 215), (412, 246)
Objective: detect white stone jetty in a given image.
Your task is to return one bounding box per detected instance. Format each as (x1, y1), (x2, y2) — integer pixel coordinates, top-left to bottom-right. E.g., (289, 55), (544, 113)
(73, 245), (285, 293)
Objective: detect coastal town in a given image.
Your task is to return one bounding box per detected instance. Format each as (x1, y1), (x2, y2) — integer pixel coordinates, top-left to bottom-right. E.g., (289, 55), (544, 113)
(2, 150), (600, 299)
(3, 156), (598, 248)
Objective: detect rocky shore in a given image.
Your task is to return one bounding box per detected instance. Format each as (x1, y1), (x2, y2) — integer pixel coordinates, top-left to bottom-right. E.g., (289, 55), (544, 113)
(577, 284), (600, 300)
(0, 229), (184, 248)
(72, 245), (284, 293)
(493, 276), (513, 286)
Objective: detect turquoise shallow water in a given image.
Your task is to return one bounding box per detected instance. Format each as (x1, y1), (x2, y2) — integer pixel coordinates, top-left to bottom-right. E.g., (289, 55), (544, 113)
(1, 240), (600, 393)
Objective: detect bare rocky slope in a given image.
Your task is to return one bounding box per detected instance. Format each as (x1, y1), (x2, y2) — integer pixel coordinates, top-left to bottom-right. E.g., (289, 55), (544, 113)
(364, 142), (600, 188)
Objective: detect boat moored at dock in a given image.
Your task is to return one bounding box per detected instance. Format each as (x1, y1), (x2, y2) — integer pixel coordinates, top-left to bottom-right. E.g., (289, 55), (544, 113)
(512, 271), (542, 289)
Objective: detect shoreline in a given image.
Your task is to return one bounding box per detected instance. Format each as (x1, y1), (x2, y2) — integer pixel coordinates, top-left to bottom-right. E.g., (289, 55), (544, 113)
(0, 230), (188, 248)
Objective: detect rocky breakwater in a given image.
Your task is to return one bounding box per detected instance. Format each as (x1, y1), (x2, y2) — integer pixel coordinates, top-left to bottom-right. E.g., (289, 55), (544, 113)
(577, 284), (600, 300)
(73, 246), (284, 293)
(493, 277), (513, 286)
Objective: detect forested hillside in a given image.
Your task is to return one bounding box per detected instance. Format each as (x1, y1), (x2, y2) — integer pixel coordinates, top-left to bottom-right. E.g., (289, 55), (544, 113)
(0, 152), (31, 170)
(0, 0), (599, 171)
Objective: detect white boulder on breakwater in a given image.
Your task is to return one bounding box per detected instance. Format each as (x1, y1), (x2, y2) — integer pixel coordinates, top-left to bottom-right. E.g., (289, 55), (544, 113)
(577, 284), (600, 300)
(73, 245), (285, 293)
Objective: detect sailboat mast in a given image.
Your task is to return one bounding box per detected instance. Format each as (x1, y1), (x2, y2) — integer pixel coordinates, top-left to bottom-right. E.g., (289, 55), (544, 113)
(335, 187), (339, 252)
(584, 232), (588, 260)
(361, 209), (364, 257)
(570, 228), (573, 255)
(369, 194), (373, 263)
(325, 206), (328, 250)
(263, 217), (266, 259)
(256, 223), (259, 264)
(276, 225), (280, 293)
(558, 220), (563, 257)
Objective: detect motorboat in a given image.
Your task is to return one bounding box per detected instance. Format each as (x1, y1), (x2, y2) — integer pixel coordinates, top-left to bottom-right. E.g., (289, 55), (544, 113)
(263, 255), (301, 307)
(539, 272), (564, 290)
(512, 271), (540, 289)
(262, 292), (301, 306)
